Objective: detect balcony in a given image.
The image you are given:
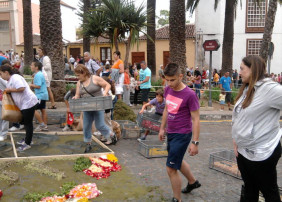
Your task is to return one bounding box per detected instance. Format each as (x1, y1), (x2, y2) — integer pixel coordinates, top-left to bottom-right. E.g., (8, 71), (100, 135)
(0, 1), (12, 12)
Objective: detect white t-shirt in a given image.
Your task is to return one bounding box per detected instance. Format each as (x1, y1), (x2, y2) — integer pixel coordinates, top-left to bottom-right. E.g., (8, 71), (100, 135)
(7, 74), (38, 110)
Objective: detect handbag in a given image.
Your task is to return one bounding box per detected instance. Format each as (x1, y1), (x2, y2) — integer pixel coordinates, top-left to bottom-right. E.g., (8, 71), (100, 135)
(2, 92), (22, 122)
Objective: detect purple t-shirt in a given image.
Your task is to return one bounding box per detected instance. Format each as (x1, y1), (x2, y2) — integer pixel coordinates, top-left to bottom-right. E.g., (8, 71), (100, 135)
(149, 98), (165, 114)
(164, 86), (199, 134)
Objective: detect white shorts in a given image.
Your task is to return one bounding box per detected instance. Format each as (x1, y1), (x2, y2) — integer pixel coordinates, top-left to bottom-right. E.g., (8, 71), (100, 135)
(115, 73), (124, 95)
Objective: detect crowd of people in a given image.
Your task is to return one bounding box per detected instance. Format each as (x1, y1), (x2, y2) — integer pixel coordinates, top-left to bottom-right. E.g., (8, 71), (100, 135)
(0, 48), (281, 201)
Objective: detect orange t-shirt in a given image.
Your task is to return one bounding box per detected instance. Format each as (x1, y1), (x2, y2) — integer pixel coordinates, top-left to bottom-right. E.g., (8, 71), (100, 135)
(124, 72), (130, 84)
(112, 59), (123, 69)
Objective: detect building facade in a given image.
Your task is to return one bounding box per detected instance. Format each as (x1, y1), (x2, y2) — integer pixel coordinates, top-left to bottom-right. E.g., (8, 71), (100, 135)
(0, 0), (76, 52)
(195, 0), (282, 74)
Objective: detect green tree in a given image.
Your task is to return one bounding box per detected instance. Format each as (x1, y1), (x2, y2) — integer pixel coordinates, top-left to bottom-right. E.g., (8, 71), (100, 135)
(170, 0), (187, 80)
(147, 0), (156, 76)
(40, 0), (65, 100)
(157, 10), (169, 27)
(22, 0), (33, 68)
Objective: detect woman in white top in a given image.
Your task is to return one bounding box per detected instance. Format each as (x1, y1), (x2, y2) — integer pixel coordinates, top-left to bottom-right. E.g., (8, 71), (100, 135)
(232, 55), (282, 202)
(0, 64), (38, 152)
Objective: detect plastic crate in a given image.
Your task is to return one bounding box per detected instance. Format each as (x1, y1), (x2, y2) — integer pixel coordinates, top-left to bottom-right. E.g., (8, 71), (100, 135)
(136, 112), (162, 133)
(69, 96), (113, 112)
(209, 150), (241, 179)
(122, 123), (141, 139)
(138, 140), (168, 158)
(115, 120), (135, 128)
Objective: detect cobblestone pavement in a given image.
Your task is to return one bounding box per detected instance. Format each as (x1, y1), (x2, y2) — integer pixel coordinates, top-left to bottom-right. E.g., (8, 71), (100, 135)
(109, 121), (282, 202)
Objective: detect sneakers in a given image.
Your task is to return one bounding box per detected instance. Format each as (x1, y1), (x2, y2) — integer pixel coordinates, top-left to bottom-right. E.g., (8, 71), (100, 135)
(17, 139), (33, 145)
(9, 125), (24, 132)
(17, 143), (31, 152)
(34, 124), (48, 132)
(84, 144), (92, 153)
(100, 136), (107, 142)
(62, 125), (71, 132)
(19, 125), (24, 130)
(171, 198), (179, 202)
(137, 136), (146, 141)
(0, 135), (7, 141)
(181, 180), (201, 193)
(105, 134), (117, 145)
(93, 131), (101, 136)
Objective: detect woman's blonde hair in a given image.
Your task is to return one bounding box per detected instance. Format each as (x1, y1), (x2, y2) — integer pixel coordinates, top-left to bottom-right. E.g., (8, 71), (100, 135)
(74, 64), (91, 78)
(235, 55), (266, 109)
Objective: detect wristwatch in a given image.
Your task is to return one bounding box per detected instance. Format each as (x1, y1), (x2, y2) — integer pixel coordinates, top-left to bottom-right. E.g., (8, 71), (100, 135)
(191, 140), (199, 145)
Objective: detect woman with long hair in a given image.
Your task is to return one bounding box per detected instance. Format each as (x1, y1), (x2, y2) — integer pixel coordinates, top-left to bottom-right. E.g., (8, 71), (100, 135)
(73, 64), (117, 152)
(232, 55), (282, 202)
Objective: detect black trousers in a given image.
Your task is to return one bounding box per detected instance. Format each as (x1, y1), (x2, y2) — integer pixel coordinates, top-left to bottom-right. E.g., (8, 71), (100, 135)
(237, 141), (281, 202)
(133, 86), (140, 105)
(21, 105), (36, 145)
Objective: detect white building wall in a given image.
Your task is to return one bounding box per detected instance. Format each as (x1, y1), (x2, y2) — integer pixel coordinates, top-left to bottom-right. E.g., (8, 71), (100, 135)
(196, 0), (282, 74)
(61, 5), (77, 42)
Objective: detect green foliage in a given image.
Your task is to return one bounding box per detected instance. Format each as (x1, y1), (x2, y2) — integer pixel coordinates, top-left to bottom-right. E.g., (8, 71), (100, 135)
(157, 10), (169, 27)
(200, 100), (205, 107)
(66, 83), (76, 92)
(113, 99), (136, 122)
(23, 181), (77, 201)
(23, 65), (32, 75)
(203, 87), (239, 104)
(151, 79), (163, 91)
(60, 181), (77, 195)
(73, 157), (92, 172)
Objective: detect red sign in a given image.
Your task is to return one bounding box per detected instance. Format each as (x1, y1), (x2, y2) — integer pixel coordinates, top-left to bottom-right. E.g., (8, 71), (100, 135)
(203, 40), (220, 51)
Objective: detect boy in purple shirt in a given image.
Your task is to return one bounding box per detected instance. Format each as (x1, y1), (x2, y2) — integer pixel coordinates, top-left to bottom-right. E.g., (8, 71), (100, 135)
(139, 88), (165, 140)
(159, 63), (201, 202)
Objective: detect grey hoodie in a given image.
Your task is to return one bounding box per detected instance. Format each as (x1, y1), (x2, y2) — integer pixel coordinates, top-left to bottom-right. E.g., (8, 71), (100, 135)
(232, 78), (282, 161)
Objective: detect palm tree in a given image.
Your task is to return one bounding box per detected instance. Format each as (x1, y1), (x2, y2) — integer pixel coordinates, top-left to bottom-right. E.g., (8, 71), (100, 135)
(123, 2), (148, 68)
(259, 0), (280, 62)
(147, 0), (156, 76)
(40, 0), (65, 100)
(83, 0), (91, 53)
(169, 0), (187, 79)
(22, 0), (33, 69)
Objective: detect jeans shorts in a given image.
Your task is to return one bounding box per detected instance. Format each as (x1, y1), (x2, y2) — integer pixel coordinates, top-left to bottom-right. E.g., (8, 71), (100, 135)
(166, 132), (192, 170)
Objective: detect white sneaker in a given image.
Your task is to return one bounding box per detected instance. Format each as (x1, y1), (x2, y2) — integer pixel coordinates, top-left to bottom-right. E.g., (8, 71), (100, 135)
(42, 125), (48, 131)
(62, 125), (71, 132)
(93, 131), (101, 136)
(9, 126), (20, 132)
(0, 136), (7, 141)
(19, 125), (25, 130)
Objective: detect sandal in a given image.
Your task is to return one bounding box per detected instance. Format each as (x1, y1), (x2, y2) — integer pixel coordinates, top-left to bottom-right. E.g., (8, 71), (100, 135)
(48, 105), (57, 109)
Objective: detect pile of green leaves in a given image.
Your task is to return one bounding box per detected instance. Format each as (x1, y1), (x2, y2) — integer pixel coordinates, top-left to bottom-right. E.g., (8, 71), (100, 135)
(203, 87), (238, 104)
(113, 100), (137, 122)
(23, 181), (76, 202)
(73, 157), (92, 172)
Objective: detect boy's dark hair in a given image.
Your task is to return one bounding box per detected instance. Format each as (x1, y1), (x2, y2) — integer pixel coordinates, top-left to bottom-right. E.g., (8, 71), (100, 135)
(102, 76), (115, 95)
(105, 64), (111, 69)
(164, 63), (181, 76)
(156, 88), (164, 97)
(70, 88), (76, 96)
(1, 59), (11, 66)
(0, 64), (17, 75)
(33, 60), (43, 71)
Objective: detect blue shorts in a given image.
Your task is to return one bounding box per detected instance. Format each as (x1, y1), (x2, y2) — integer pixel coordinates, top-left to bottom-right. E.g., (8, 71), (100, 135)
(220, 100), (225, 105)
(166, 132), (192, 170)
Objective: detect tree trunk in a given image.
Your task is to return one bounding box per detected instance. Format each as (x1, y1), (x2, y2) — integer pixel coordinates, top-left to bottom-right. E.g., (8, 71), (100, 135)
(169, 0), (187, 82)
(22, 0), (33, 68)
(83, 0), (91, 53)
(259, 0), (277, 63)
(113, 29), (119, 51)
(221, 0), (236, 75)
(40, 0), (65, 101)
(147, 0), (156, 76)
(124, 31), (132, 68)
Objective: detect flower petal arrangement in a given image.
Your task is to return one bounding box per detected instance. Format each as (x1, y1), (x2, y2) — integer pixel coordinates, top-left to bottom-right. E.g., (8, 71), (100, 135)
(83, 155), (121, 179)
(68, 183), (102, 199)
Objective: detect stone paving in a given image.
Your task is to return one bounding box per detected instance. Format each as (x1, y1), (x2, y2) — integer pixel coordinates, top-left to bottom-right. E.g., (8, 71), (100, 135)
(42, 103), (282, 201)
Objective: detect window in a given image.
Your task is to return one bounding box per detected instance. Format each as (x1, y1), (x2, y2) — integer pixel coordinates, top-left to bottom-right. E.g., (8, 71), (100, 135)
(246, 0), (267, 33)
(246, 39), (262, 56)
(0, 21), (9, 31)
(100, 47), (111, 64)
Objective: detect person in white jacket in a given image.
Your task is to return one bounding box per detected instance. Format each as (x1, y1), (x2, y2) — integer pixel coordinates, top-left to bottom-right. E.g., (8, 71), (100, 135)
(0, 77), (8, 141)
(38, 47), (56, 109)
(232, 55), (282, 202)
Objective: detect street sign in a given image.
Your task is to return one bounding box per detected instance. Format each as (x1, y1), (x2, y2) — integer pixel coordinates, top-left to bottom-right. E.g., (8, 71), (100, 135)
(203, 40), (220, 51)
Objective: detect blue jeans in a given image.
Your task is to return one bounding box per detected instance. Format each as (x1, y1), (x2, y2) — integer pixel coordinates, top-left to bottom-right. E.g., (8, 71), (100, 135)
(83, 110), (111, 142)
(194, 83), (201, 99)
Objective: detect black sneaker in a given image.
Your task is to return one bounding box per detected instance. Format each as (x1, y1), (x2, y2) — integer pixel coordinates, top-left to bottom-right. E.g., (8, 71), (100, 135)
(181, 180), (201, 193)
(171, 197), (179, 202)
(84, 144), (92, 153)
